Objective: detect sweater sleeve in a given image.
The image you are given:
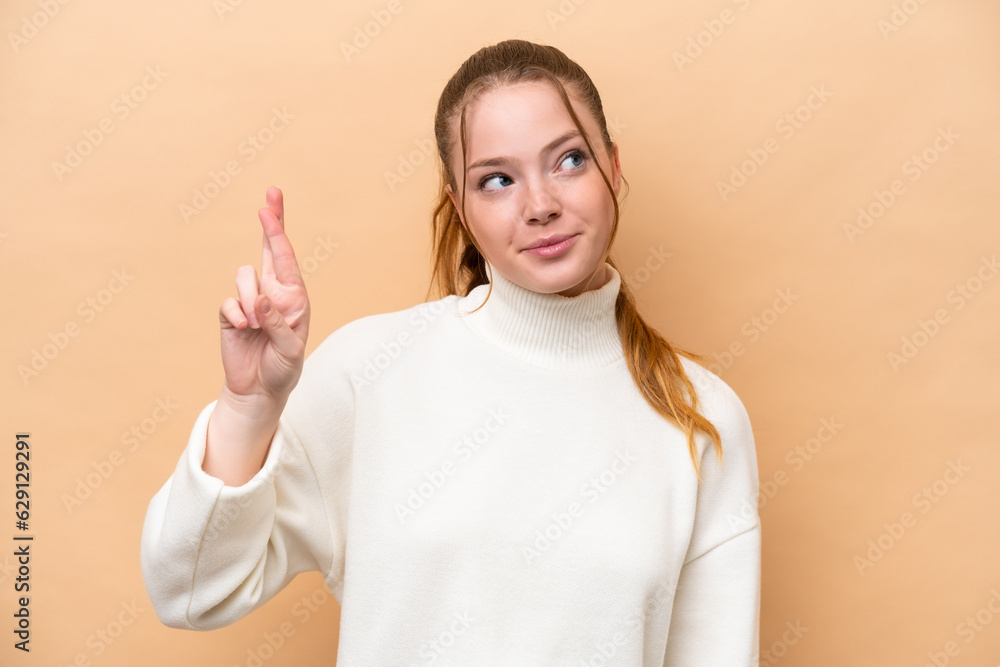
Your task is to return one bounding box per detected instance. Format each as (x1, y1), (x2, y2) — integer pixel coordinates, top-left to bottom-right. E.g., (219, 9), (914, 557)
(140, 328), (355, 631)
(663, 377), (761, 666)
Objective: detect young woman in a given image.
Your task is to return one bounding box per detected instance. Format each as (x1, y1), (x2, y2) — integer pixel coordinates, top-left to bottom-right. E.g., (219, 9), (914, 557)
(141, 39), (761, 665)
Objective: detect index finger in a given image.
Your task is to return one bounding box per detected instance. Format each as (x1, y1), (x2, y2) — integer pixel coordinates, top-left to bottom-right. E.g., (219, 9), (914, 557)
(257, 187), (304, 287)
(260, 186), (283, 278)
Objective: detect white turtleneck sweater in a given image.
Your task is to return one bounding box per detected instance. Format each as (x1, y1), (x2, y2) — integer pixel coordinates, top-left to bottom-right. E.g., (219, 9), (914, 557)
(140, 262), (761, 666)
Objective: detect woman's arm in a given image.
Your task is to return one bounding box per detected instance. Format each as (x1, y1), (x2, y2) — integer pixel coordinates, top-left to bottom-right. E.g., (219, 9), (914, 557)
(663, 376), (762, 666)
(139, 394), (335, 630)
(139, 323), (360, 629)
(139, 186), (348, 629)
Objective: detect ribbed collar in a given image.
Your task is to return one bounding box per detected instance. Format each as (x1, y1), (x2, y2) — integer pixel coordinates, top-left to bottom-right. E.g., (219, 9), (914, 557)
(454, 261), (625, 370)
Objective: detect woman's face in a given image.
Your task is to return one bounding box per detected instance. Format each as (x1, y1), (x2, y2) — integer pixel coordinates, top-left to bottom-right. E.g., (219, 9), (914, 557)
(446, 81), (621, 297)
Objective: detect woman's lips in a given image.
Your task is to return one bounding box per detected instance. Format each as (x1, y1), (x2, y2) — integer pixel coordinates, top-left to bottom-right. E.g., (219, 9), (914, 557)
(523, 233), (579, 258)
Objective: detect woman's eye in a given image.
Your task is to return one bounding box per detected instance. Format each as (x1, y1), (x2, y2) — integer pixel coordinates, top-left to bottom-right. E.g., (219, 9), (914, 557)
(477, 150), (587, 192)
(480, 174), (513, 192)
(560, 150), (586, 170)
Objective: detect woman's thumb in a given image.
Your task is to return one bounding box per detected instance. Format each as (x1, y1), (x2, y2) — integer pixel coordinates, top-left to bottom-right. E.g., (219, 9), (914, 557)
(254, 294), (293, 347)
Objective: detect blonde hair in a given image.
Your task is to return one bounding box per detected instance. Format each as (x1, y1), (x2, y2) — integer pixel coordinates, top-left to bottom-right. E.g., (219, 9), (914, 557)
(424, 39), (722, 481)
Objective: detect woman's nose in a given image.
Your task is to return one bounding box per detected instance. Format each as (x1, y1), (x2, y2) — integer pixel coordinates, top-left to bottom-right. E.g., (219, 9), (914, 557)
(524, 179), (560, 223)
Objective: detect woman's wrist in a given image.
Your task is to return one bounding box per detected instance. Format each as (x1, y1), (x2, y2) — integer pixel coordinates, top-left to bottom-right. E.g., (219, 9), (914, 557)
(203, 389), (286, 486)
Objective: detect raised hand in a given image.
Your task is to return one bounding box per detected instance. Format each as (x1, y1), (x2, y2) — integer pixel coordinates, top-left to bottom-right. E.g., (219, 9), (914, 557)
(217, 186), (311, 410)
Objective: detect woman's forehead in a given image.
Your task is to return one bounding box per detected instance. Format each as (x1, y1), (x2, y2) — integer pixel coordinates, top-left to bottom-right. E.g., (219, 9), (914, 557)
(466, 80), (582, 119)
(455, 82), (598, 156)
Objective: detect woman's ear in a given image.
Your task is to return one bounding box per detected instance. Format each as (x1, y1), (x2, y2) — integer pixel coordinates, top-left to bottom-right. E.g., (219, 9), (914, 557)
(446, 183), (466, 228)
(611, 143), (622, 197)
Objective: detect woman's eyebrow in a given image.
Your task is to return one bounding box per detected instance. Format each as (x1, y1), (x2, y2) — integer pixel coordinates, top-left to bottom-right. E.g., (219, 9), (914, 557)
(467, 130), (582, 171)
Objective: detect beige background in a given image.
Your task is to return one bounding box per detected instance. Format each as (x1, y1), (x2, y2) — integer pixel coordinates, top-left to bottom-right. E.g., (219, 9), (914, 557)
(2, 0), (998, 664)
